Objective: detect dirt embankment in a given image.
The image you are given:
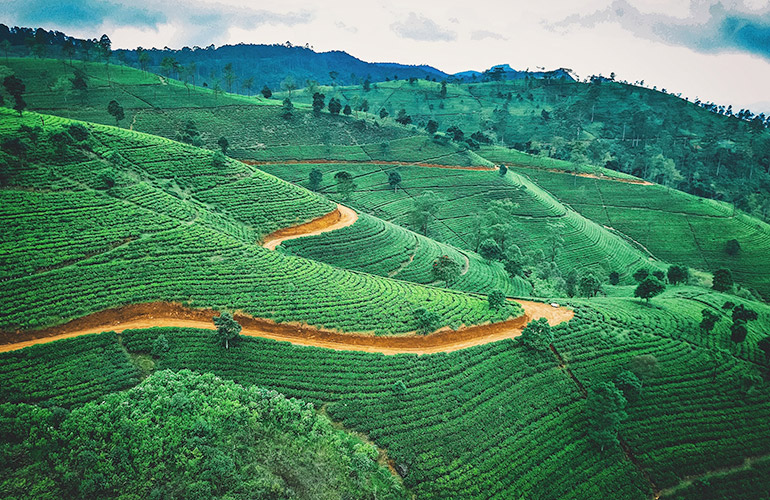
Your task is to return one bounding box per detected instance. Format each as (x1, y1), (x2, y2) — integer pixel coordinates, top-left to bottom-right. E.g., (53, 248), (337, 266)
(0, 300), (573, 355)
(261, 204), (358, 250)
(244, 159), (495, 171)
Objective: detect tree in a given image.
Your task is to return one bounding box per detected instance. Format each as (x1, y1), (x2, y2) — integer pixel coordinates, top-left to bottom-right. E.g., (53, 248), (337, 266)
(395, 109), (412, 125)
(343, 104), (352, 115)
(432, 255), (461, 284)
(0, 40), (10, 63)
(3, 75), (26, 116)
(440, 81), (447, 98)
(414, 308), (441, 334)
(334, 171), (355, 200)
(241, 77), (254, 96)
(308, 168), (323, 191)
(363, 78), (371, 91)
(499, 164), (508, 176)
(138, 50), (151, 72)
(667, 265), (688, 285)
(628, 354), (660, 381)
(212, 151), (226, 169)
(586, 382), (627, 451)
(609, 271), (620, 285)
(519, 317), (553, 351)
(632, 268), (649, 282)
(758, 337), (770, 360)
(328, 98), (342, 115)
(565, 269), (579, 297)
(712, 268), (733, 292)
(725, 238), (741, 256)
(488, 290), (506, 310)
(426, 120), (439, 134)
(615, 371), (642, 402)
(223, 62), (236, 92)
(217, 137), (229, 154)
(280, 75), (297, 97)
(261, 85), (272, 98)
(700, 309), (720, 332)
(447, 125), (464, 142)
(151, 334), (169, 357)
(213, 312), (241, 349)
(388, 171), (402, 193)
(732, 304), (758, 324)
(408, 191), (443, 236)
(579, 273), (603, 297)
(106, 100), (124, 126)
(479, 238), (503, 261)
(634, 276), (665, 302)
(50, 131), (74, 155)
(281, 98), (294, 119)
(379, 108), (389, 119)
(730, 322), (748, 343)
(312, 92), (325, 114)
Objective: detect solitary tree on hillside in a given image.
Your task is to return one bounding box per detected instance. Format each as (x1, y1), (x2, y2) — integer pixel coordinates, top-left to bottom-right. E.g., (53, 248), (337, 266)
(667, 265), (688, 285)
(499, 164), (508, 176)
(580, 273), (603, 297)
(0, 39), (11, 63)
(700, 309), (720, 332)
(223, 63), (236, 92)
(107, 100), (124, 126)
(241, 77), (254, 96)
(634, 276), (665, 302)
(261, 85), (272, 98)
(432, 255), (461, 284)
(281, 98), (294, 119)
(3, 75), (26, 116)
(408, 191), (443, 236)
(343, 104), (352, 115)
(426, 120), (439, 134)
(414, 308), (441, 334)
(280, 75), (297, 97)
(217, 137), (229, 154)
(586, 382), (627, 451)
(712, 268), (733, 292)
(395, 109), (412, 125)
(308, 168), (323, 191)
(213, 312), (242, 349)
(388, 171), (402, 193)
(488, 289), (506, 310)
(609, 271), (620, 285)
(138, 50), (151, 73)
(379, 108), (389, 119)
(312, 92), (325, 114)
(725, 238), (741, 256)
(519, 317), (553, 351)
(328, 98), (342, 115)
(440, 80), (447, 98)
(334, 171), (355, 200)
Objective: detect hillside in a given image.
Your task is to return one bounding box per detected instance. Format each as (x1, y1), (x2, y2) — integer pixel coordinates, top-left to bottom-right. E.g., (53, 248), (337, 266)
(275, 77), (770, 219)
(0, 109), (521, 334)
(1, 50), (770, 500)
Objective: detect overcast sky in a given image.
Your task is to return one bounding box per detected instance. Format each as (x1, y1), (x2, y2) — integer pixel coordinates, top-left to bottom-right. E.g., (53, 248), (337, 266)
(3, 0), (770, 113)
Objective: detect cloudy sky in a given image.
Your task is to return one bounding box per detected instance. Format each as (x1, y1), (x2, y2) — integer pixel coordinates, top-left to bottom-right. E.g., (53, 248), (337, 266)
(3, 0), (770, 113)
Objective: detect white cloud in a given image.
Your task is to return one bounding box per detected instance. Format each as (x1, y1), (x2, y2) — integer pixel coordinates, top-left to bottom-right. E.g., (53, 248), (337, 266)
(390, 12), (457, 41)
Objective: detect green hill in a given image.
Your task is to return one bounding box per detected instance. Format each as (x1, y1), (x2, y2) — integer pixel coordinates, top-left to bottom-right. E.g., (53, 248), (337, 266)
(0, 109), (520, 334)
(275, 77), (770, 219)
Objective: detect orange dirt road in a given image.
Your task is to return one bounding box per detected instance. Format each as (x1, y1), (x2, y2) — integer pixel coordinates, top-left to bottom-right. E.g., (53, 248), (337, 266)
(261, 204), (358, 250)
(0, 300), (573, 355)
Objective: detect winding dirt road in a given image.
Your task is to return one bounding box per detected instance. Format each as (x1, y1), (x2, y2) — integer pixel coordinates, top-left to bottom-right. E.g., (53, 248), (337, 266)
(244, 159), (495, 171)
(0, 300), (573, 355)
(261, 204), (358, 250)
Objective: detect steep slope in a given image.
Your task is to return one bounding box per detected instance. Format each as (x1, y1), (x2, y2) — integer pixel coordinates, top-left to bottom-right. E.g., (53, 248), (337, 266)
(260, 160), (662, 286)
(0, 109), (520, 335)
(515, 163), (770, 299)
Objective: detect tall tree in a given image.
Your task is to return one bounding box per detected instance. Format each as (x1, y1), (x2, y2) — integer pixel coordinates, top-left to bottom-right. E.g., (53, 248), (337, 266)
(106, 100), (124, 126)
(388, 171), (402, 193)
(408, 191), (443, 236)
(712, 268), (734, 292)
(634, 276), (665, 302)
(586, 382), (627, 451)
(213, 312), (241, 349)
(308, 168), (323, 191)
(280, 75), (297, 97)
(519, 317), (553, 351)
(3, 75), (26, 116)
(261, 85), (272, 98)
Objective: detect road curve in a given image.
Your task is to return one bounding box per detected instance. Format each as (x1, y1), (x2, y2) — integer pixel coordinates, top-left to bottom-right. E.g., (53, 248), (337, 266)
(0, 300), (573, 355)
(261, 204), (358, 250)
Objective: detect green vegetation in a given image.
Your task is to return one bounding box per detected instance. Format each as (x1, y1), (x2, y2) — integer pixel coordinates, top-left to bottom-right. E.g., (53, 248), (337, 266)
(517, 165), (770, 299)
(0, 369), (406, 499)
(0, 109), (520, 334)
